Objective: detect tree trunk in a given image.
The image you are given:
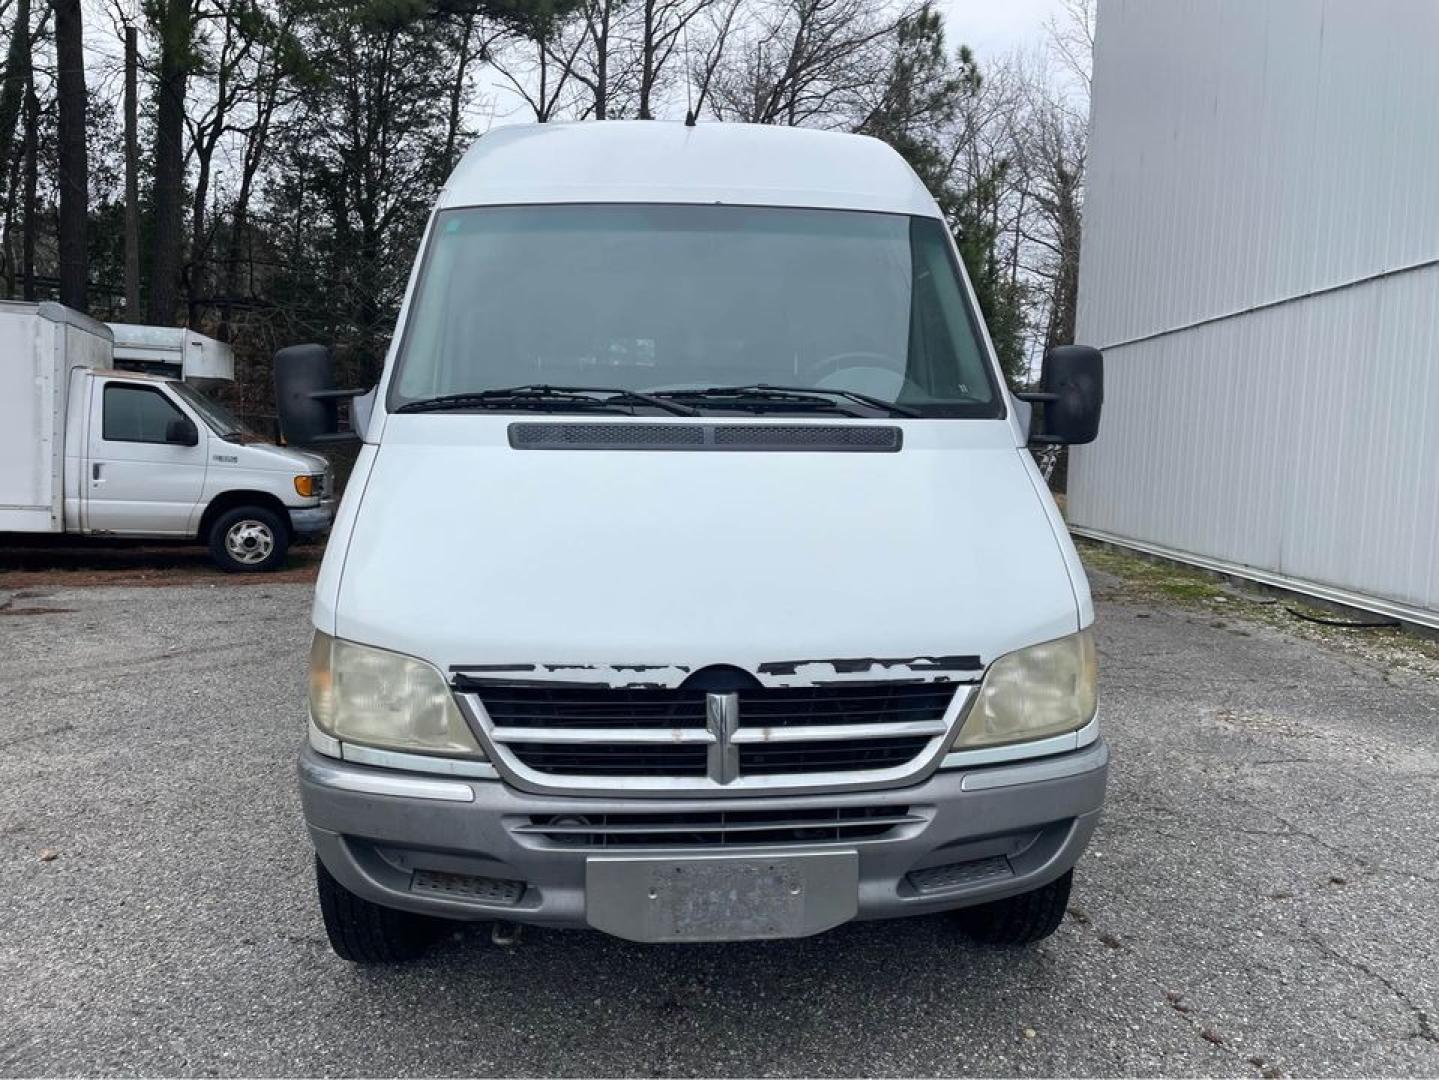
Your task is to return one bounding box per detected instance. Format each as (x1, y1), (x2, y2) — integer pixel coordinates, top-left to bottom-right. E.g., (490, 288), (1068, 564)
(124, 24), (140, 317)
(0, 0), (31, 185)
(442, 10), (476, 172)
(20, 68), (36, 299)
(638, 0), (656, 119)
(591, 1), (609, 120)
(53, 0), (88, 310)
(146, 0), (192, 324)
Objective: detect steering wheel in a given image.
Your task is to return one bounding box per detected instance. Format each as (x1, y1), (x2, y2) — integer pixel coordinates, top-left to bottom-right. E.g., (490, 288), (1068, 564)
(808, 351), (905, 401)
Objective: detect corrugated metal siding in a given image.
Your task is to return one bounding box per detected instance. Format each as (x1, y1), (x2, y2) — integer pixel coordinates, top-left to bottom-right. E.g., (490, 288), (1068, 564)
(1070, 0), (1439, 625)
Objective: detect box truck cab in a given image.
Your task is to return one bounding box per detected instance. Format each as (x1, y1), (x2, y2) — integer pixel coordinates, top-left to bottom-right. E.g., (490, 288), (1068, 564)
(280, 122), (1107, 962)
(0, 301), (332, 571)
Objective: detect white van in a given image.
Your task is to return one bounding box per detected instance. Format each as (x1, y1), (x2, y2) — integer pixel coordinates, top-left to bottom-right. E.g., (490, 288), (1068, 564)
(281, 122), (1107, 962)
(0, 300), (332, 571)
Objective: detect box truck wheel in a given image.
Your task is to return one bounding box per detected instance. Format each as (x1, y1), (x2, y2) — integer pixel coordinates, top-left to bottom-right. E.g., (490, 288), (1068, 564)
(955, 869), (1072, 946)
(315, 857), (444, 964)
(208, 506), (289, 572)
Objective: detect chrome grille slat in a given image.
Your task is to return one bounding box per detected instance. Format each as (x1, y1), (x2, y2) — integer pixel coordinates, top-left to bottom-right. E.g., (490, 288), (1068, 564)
(728, 719), (949, 743)
(490, 726), (718, 745)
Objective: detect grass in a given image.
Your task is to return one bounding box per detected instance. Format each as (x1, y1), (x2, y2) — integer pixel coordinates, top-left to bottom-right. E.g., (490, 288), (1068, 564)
(1076, 537), (1439, 679)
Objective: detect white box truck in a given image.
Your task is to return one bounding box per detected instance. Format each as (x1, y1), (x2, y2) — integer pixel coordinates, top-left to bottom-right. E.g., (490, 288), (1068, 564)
(1, 300), (333, 571)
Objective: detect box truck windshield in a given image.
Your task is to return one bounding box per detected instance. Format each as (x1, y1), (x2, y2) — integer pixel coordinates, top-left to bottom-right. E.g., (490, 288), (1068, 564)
(391, 205), (1001, 417)
(168, 381), (257, 441)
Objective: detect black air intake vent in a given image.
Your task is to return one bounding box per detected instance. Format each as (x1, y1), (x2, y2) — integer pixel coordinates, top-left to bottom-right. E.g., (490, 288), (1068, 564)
(509, 422), (902, 452)
(510, 423), (705, 450)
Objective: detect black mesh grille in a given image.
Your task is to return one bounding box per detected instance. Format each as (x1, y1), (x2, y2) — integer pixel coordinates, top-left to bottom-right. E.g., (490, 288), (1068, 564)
(476, 686), (707, 729)
(712, 424), (902, 450)
(736, 684), (955, 727)
(509, 422), (705, 449)
(739, 737), (933, 774)
(523, 806), (913, 847)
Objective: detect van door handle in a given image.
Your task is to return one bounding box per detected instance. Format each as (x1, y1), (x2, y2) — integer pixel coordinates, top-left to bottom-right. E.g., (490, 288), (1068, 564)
(91, 463), (103, 481)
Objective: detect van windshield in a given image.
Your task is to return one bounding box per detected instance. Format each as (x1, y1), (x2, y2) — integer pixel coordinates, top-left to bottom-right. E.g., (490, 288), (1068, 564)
(389, 204), (1003, 418)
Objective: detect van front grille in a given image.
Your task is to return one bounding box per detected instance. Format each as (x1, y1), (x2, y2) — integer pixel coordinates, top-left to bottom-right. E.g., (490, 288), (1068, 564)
(463, 681), (966, 795)
(517, 806), (920, 847)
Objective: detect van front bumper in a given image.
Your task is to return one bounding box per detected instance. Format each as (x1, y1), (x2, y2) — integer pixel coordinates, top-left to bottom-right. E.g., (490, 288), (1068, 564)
(298, 739), (1108, 939)
(288, 501), (334, 536)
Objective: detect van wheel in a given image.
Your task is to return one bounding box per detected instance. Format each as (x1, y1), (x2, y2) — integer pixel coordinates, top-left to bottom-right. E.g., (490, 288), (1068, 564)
(315, 857), (444, 964)
(208, 506), (288, 572)
(956, 869), (1072, 946)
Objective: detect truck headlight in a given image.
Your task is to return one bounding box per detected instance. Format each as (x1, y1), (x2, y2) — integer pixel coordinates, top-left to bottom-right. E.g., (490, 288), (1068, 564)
(293, 474), (322, 497)
(309, 631), (485, 758)
(952, 630), (1097, 749)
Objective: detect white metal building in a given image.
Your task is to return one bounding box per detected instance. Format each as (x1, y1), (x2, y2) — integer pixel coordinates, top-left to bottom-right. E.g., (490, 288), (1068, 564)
(1068, 0), (1439, 628)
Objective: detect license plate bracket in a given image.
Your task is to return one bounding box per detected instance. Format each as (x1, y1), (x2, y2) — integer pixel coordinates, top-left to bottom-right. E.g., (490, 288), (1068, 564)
(585, 851), (859, 943)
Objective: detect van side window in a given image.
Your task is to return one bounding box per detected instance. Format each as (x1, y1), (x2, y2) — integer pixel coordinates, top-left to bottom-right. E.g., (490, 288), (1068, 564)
(103, 384), (186, 444)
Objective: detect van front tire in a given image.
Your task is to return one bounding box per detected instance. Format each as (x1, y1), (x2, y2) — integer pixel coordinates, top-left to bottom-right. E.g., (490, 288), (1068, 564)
(208, 506), (288, 572)
(956, 869), (1072, 946)
(315, 857), (444, 964)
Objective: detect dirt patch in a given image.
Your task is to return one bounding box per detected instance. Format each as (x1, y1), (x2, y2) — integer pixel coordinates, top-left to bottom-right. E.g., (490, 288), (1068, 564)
(1079, 538), (1439, 679)
(0, 536), (322, 588)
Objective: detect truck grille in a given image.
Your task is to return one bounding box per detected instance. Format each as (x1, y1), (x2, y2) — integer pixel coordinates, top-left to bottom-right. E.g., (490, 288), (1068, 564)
(517, 806), (921, 848)
(463, 681), (965, 795)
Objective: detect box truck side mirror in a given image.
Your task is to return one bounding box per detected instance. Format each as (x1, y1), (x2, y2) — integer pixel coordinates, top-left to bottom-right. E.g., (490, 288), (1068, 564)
(166, 416), (199, 446)
(1018, 345), (1104, 446)
(273, 344), (367, 445)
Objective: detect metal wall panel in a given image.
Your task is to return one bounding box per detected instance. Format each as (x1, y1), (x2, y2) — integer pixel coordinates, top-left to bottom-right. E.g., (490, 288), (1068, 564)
(1070, 0), (1439, 625)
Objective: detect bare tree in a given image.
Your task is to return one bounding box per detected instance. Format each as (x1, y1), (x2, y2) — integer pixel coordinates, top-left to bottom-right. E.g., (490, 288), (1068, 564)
(1046, 0), (1095, 97)
(576, 0), (623, 119)
(491, 12), (587, 122)
(53, 0), (87, 309)
(0, 0), (31, 295)
(688, 0), (740, 120)
(185, 3), (258, 326)
(707, 0), (913, 127)
(633, 0), (711, 119)
(0, 0), (30, 186)
(123, 23), (139, 315)
(146, 0), (200, 323)
(19, 66), (37, 299)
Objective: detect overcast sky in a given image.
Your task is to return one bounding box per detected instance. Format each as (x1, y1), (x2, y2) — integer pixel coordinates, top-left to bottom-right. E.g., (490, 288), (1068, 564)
(940, 0), (1066, 57)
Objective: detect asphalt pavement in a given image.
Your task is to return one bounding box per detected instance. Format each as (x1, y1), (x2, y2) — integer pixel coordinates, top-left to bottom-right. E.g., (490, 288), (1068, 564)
(1, 563), (1436, 1076)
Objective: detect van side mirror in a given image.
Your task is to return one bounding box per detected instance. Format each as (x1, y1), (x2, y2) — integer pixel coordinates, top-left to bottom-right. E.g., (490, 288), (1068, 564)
(273, 344), (366, 445)
(166, 416), (199, 446)
(1018, 345), (1104, 445)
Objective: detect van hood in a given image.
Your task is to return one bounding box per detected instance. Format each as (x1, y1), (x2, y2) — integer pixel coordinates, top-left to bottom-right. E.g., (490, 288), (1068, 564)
(331, 418), (1081, 685)
(226, 440), (328, 474)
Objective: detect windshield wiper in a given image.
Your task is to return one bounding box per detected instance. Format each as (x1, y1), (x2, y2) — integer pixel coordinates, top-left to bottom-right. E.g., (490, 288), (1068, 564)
(659, 384), (918, 418)
(395, 385), (699, 417)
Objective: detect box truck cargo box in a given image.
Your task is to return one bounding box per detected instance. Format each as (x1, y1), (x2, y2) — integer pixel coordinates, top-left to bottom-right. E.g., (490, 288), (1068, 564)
(0, 301), (112, 532)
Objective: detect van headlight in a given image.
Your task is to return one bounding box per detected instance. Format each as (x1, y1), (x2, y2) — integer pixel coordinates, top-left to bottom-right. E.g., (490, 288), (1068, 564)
(309, 631), (485, 758)
(951, 630), (1097, 749)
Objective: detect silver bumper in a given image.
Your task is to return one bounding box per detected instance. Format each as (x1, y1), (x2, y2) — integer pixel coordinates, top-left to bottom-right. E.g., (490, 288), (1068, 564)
(288, 501), (334, 536)
(299, 739), (1108, 941)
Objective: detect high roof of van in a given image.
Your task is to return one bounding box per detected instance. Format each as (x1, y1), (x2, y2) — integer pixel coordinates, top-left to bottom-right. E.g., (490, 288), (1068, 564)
(439, 121), (940, 217)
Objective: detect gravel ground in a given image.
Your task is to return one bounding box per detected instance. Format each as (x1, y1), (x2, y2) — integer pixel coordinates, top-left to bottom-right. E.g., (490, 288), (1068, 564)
(0, 563), (1436, 1077)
